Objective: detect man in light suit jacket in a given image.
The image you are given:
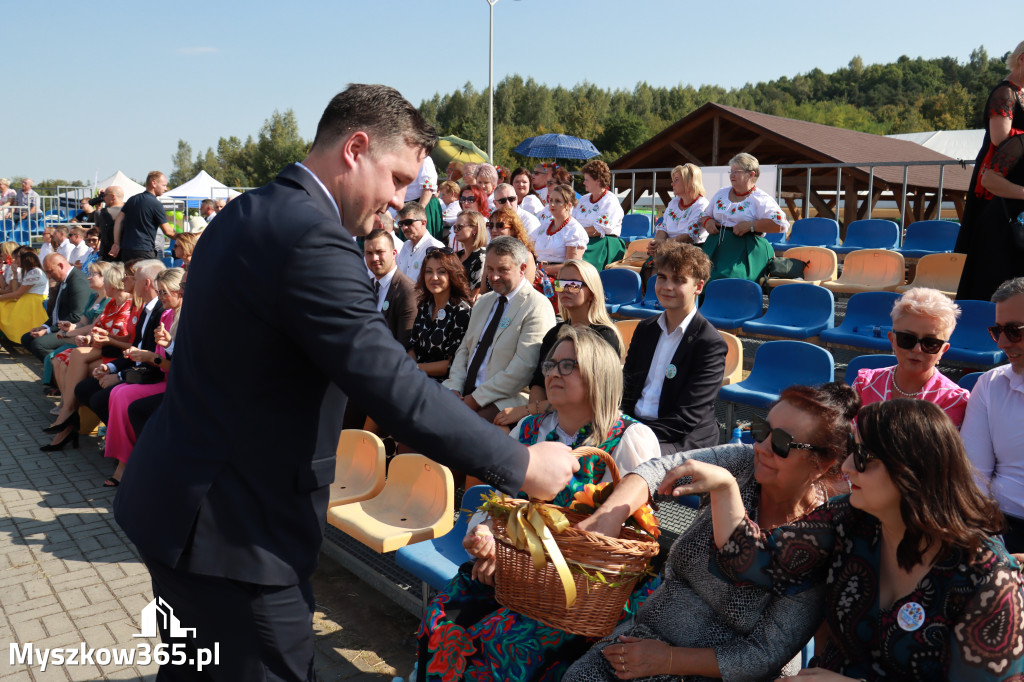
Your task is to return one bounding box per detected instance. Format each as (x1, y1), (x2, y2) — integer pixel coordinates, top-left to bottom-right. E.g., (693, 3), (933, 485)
(622, 242), (726, 455)
(444, 236), (556, 422)
(113, 85), (578, 681)
(20, 253), (92, 361)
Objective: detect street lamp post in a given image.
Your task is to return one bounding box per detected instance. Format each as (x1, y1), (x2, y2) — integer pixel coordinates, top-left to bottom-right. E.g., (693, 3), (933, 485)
(487, 0), (498, 161)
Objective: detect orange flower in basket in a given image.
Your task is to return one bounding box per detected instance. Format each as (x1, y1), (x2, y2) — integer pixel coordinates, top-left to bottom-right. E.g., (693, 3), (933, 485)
(631, 505), (660, 538)
(570, 482), (660, 538)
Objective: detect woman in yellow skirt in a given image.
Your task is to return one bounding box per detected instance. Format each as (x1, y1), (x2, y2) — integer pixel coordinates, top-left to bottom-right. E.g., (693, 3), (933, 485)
(0, 249), (49, 341)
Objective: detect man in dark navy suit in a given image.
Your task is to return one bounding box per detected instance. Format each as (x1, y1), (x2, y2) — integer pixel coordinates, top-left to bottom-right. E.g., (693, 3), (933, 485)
(113, 84), (579, 681)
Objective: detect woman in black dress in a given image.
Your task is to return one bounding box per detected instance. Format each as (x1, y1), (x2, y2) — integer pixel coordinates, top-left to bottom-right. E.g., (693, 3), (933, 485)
(957, 41), (1024, 299)
(407, 247), (473, 381)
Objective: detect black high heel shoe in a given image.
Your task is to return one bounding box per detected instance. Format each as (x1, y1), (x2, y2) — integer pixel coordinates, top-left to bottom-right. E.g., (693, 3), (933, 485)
(43, 412), (80, 434)
(40, 429), (80, 452)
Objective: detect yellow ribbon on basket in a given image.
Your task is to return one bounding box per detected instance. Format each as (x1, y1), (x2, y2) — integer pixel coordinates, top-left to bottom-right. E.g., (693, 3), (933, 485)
(505, 500), (578, 609)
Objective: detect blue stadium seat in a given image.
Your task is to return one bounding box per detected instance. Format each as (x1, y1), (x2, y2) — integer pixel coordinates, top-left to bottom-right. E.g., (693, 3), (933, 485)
(741, 283), (834, 340)
(830, 219), (900, 255)
(618, 276), (663, 319)
(843, 354), (897, 385)
(763, 230), (789, 248)
(718, 340), (835, 428)
(784, 217), (840, 249)
(819, 291), (901, 352)
(599, 268), (642, 315)
(395, 485), (495, 605)
(895, 220), (960, 259)
(161, 257), (174, 268)
(698, 278), (764, 330)
(958, 372), (984, 391)
(621, 214), (653, 242)
(943, 300), (1006, 366)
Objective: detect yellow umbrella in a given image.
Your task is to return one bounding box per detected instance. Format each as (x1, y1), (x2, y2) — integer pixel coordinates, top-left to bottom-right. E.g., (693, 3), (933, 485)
(431, 135), (490, 170)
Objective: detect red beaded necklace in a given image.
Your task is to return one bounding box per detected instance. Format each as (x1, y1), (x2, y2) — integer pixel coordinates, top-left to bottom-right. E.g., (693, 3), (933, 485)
(547, 216), (571, 235)
(732, 185), (756, 199)
(679, 196), (699, 210)
(590, 189), (608, 204)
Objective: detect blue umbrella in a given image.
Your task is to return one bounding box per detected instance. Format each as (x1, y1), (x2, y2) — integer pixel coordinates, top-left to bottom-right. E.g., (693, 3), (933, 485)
(513, 133), (600, 160)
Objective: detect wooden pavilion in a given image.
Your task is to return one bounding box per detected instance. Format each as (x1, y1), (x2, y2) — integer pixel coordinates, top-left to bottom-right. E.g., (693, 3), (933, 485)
(609, 103), (973, 228)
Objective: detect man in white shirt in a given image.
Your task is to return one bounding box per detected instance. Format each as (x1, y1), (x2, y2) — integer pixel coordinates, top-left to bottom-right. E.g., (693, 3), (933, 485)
(396, 202), (443, 281)
(492, 183), (540, 236)
(962, 277), (1024, 553)
(67, 226), (93, 267)
(50, 226), (75, 264)
(621, 242), (727, 454)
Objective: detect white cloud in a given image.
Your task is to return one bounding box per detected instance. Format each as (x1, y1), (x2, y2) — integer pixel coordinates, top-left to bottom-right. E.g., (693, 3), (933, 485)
(176, 47), (218, 55)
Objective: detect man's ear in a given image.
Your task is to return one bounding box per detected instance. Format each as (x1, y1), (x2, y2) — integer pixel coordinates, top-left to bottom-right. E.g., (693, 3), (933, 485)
(694, 279), (705, 296)
(340, 131), (370, 169)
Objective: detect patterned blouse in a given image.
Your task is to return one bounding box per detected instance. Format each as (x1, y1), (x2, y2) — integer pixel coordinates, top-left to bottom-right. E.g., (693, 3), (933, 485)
(700, 186), (789, 232)
(713, 496), (1024, 681)
(661, 195), (710, 243)
(573, 189), (624, 237)
(853, 366), (970, 428)
(460, 248), (485, 290)
(408, 298), (472, 381)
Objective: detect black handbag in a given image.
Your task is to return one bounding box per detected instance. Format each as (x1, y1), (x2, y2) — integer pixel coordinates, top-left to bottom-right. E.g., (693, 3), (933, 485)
(766, 257), (809, 279)
(999, 198), (1024, 250)
(122, 365), (163, 385)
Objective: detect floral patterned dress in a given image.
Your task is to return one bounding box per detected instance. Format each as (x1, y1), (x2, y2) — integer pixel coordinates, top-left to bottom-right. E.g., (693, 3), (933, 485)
(416, 415), (659, 682)
(52, 296), (135, 366)
(713, 495), (1024, 680)
(699, 187), (789, 281)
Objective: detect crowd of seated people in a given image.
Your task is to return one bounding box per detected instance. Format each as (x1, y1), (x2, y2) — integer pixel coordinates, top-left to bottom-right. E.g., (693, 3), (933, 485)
(2, 160), (1023, 682)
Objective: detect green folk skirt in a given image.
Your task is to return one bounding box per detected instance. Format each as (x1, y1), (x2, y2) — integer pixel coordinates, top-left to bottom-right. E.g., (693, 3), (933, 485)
(582, 234), (627, 270)
(700, 230), (774, 281)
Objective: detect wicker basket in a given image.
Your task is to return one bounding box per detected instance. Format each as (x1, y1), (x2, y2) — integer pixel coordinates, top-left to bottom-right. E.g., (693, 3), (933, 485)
(489, 447), (660, 637)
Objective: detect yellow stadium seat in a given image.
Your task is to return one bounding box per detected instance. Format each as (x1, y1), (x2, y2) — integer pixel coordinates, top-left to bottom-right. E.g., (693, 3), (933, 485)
(719, 330), (743, 385)
(328, 429), (387, 508)
(615, 319), (640, 354)
(822, 249), (905, 295)
(892, 253), (965, 299)
(326, 454), (454, 553)
(766, 246), (838, 287)
(605, 238), (653, 272)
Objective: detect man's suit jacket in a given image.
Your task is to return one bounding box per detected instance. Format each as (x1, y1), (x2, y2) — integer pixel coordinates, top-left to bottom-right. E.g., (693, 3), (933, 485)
(381, 269), (417, 348)
(443, 284), (556, 410)
(621, 311), (726, 450)
(46, 267), (92, 329)
(114, 163), (530, 587)
(110, 299), (165, 374)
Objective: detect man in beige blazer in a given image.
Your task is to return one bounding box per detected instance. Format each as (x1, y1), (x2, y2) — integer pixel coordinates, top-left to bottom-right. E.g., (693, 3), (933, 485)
(445, 236), (556, 421)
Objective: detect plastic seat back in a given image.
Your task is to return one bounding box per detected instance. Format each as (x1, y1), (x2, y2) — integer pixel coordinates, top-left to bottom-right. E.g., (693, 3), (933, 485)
(824, 249), (905, 292)
(898, 220), (960, 257)
(945, 300), (1006, 365)
(615, 319), (640, 353)
(329, 429), (387, 508)
(719, 331), (743, 385)
(699, 278), (764, 329)
(832, 219), (900, 254)
(898, 253), (965, 296)
(958, 372), (984, 391)
(819, 291), (901, 351)
(720, 340), (835, 409)
(772, 246), (837, 286)
(742, 283), (834, 339)
(621, 214), (652, 240)
(786, 217), (840, 247)
(599, 268), (642, 314)
(606, 238), (652, 270)
(843, 354), (897, 384)
(764, 230), (789, 247)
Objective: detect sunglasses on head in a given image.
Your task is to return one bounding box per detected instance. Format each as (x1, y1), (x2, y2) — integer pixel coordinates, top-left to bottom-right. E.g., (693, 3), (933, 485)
(847, 431), (877, 473)
(750, 415), (826, 459)
(892, 331), (946, 354)
(553, 279), (585, 293)
(425, 246), (455, 257)
(397, 218), (423, 228)
(988, 323), (1024, 344)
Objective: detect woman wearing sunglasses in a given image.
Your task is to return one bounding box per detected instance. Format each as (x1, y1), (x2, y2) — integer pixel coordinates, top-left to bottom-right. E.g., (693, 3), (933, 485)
(452, 210), (488, 292)
(418, 326), (659, 682)
(564, 383), (859, 681)
(851, 287), (970, 427)
(686, 399), (1023, 681)
(493, 259), (622, 430)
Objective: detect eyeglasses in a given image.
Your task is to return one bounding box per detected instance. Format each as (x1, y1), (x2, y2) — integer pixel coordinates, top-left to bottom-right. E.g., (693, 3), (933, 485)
(848, 432), (877, 473)
(85, 238), (99, 244)
(157, 289), (172, 297)
(728, 170), (752, 176)
(425, 246), (455, 257)
(494, 196), (516, 205)
(455, 222), (474, 231)
(531, 170), (546, 176)
(750, 415), (826, 458)
(892, 331), (946, 354)
(541, 358), (579, 376)
(397, 219), (423, 228)
(487, 222), (510, 231)
(458, 196), (476, 204)
(553, 279), (585, 293)
(988, 323), (1024, 344)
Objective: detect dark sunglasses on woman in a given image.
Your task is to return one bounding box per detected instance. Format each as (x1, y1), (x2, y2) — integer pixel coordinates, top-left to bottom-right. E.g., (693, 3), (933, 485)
(988, 323), (1024, 343)
(847, 432), (877, 473)
(459, 196), (476, 204)
(750, 415), (827, 458)
(892, 331), (946, 354)
(552, 279), (585, 293)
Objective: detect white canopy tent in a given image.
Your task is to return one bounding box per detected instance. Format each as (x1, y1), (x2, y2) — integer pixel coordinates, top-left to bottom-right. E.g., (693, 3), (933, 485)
(887, 130), (984, 162)
(97, 170), (147, 199)
(165, 170), (241, 206)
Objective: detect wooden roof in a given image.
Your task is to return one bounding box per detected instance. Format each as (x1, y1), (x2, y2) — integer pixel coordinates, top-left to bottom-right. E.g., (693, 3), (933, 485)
(610, 102), (971, 192)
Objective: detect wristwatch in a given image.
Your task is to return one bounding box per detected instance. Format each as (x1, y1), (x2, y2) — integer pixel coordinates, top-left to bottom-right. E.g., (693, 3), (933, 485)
(153, 356), (162, 367)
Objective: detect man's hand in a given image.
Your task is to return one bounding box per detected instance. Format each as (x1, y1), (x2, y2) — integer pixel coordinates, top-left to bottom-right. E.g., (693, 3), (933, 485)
(109, 243), (120, 258)
(92, 365), (111, 380)
(520, 442), (579, 500)
(98, 373), (121, 389)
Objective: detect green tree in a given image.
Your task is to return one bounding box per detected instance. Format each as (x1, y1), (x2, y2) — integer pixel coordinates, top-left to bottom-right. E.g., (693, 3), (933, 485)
(169, 140), (195, 186)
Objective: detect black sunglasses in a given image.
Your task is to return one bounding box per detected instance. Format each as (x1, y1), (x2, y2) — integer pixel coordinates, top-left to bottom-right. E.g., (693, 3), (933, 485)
(397, 218), (423, 228)
(988, 323), (1024, 344)
(494, 196), (516, 205)
(750, 415), (826, 458)
(541, 358), (579, 376)
(425, 246), (455, 257)
(848, 432), (877, 473)
(458, 195), (476, 203)
(486, 222), (510, 230)
(892, 331), (946, 354)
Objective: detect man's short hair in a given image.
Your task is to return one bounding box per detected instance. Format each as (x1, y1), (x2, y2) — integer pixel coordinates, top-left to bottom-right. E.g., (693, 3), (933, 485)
(69, 226), (87, 237)
(376, 211), (395, 231)
(200, 199), (215, 210)
(146, 171), (164, 186)
(53, 225), (68, 237)
(992, 277), (1024, 303)
(654, 241), (711, 283)
(310, 83), (437, 156)
(493, 183), (514, 196)
(397, 202), (427, 221)
(486, 235), (528, 268)
(364, 228), (395, 249)
(133, 259), (167, 284)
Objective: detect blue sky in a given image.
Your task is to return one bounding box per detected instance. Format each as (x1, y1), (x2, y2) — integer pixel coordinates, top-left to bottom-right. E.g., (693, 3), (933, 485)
(8, 0), (1021, 185)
